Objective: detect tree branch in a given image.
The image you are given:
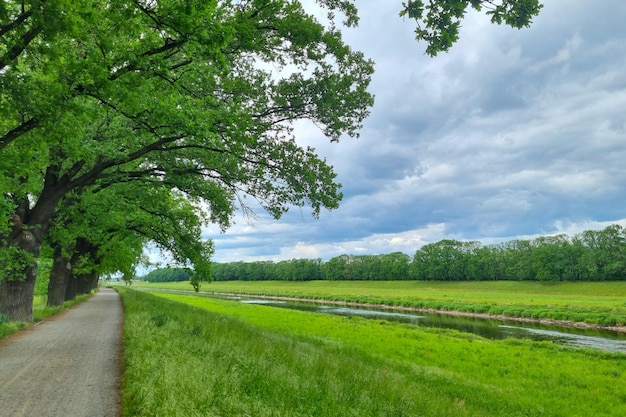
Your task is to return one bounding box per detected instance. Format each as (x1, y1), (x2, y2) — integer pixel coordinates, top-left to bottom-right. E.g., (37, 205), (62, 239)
(0, 9), (32, 38)
(0, 118), (38, 150)
(0, 24), (42, 70)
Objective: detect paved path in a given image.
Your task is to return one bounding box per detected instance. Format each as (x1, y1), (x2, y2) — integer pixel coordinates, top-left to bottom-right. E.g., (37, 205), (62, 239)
(0, 288), (122, 417)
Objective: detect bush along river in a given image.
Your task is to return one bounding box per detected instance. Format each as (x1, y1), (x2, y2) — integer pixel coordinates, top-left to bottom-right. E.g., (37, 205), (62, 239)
(236, 297), (626, 353)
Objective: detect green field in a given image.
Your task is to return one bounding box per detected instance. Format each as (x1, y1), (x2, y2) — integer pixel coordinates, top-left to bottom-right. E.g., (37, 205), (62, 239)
(118, 287), (626, 416)
(131, 280), (626, 326)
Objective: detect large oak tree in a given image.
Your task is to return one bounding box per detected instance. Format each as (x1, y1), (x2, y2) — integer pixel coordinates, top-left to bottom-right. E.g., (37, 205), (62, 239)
(0, 0), (542, 321)
(0, 0), (374, 321)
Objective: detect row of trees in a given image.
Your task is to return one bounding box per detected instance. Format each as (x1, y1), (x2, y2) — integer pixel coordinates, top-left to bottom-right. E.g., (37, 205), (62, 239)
(0, 0), (540, 321)
(143, 268), (190, 283)
(208, 225), (626, 282)
(0, 0), (374, 321)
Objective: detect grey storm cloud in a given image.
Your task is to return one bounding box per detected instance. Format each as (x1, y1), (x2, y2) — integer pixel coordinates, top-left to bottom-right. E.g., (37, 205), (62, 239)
(195, 0), (626, 263)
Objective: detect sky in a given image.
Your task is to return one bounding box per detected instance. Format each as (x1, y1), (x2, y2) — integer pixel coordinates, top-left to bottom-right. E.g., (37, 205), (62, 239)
(189, 1), (626, 264)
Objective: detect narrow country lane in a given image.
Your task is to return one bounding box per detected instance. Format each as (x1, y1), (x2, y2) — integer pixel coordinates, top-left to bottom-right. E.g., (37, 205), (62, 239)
(0, 288), (122, 417)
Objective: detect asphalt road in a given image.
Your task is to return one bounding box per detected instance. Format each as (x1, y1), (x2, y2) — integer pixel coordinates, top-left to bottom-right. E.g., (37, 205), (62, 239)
(0, 288), (122, 417)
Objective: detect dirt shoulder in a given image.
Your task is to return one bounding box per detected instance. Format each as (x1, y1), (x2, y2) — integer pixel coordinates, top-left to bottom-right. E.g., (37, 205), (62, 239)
(0, 288), (122, 417)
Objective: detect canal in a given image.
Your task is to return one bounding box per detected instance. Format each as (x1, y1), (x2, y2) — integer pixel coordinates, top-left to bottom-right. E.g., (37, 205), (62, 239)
(237, 297), (626, 353)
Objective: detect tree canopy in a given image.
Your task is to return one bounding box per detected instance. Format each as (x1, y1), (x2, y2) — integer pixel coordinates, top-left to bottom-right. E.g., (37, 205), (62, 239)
(0, 0), (542, 321)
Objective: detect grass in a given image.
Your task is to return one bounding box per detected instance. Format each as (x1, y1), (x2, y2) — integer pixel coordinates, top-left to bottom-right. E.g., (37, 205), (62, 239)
(131, 280), (626, 326)
(33, 293), (93, 321)
(118, 287), (626, 417)
(0, 293), (95, 340)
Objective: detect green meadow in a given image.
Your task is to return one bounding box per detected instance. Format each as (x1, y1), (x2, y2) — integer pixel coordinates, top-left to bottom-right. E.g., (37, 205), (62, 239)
(118, 287), (626, 417)
(133, 280), (626, 326)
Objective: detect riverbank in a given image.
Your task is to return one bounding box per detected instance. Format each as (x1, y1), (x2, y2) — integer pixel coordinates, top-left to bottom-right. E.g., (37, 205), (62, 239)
(156, 288), (626, 334)
(254, 294), (626, 334)
(129, 280), (626, 333)
(119, 288), (626, 416)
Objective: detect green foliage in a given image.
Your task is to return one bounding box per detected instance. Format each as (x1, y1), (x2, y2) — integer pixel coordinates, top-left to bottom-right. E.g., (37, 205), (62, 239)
(143, 268), (190, 283)
(1, 0), (545, 319)
(32, 292), (93, 322)
(150, 312), (169, 327)
(208, 225), (626, 283)
(34, 258), (52, 297)
(0, 246), (35, 281)
(0, 318), (26, 339)
(400, 0), (543, 56)
(0, 0), (380, 314)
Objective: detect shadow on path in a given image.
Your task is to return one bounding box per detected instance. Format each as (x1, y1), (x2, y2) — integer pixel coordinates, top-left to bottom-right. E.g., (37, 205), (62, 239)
(0, 288), (122, 417)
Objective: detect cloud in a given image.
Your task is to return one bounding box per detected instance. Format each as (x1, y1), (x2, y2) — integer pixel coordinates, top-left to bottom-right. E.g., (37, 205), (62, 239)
(201, 0), (626, 263)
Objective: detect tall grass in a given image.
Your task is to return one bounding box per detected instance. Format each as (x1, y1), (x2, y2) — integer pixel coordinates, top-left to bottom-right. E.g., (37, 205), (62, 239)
(119, 288), (626, 416)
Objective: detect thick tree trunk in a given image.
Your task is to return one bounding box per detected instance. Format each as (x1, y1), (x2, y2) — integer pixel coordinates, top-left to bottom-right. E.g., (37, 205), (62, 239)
(76, 273), (93, 295)
(90, 272), (99, 291)
(0, 264), (37, 322)
(46, 248), (72, 307)
(0, 216), (45, 322)
(1, 164), (94, 320)
(65, 274), (78, 301)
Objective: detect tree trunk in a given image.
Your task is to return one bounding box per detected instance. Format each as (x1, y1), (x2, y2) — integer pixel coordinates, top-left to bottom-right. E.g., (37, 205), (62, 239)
(0, 217), (45, 322)
(0, 164), (88, 320)
(65, 275), (78, 301)
(90, 272), (99, 291)
(47, 247), (72, 307)
(76, 273), (92, 295)
(0, 264), (37, 322)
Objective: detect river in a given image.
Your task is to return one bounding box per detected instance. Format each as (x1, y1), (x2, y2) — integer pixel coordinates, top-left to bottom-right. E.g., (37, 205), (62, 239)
(237, 297), (626, 353)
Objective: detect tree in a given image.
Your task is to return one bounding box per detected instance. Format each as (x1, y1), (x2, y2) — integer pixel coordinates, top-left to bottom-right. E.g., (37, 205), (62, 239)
(322, 255), (351, 280)
(503, 239), (534, 280)
(0, 0), (543, 321)
(380, 252), (410, 280)
(412, 240), (469, 280)
(578, 225), (626, 281)
(44, 181), (211, 305)
(143, 268), (190, 283)
(532, 235), (575, 281)
(0, 0), (374, 321)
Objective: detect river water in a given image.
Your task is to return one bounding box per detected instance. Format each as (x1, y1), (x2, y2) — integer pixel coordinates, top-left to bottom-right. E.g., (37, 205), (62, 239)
(238, 298), (626, 353)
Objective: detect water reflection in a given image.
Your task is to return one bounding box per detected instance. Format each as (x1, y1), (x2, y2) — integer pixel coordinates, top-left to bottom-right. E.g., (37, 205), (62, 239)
(499, 326), (626, 352)
(241, 298), (626, 353)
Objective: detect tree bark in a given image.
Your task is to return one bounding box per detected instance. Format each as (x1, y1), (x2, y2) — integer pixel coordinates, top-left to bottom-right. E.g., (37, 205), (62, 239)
(47, 247), (72, 307)
(0, 216), (45, 322)
(0, 264), (37, 322)
(65, 274), (78, 301)
(1, 167), (79, 320)
(76, 273), (93, 295)
(90, 272), (99, 291)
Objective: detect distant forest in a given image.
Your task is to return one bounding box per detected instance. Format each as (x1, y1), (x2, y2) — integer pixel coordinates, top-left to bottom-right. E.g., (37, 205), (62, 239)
(147, 225), (626, 282)
(143, 268), (190, 282)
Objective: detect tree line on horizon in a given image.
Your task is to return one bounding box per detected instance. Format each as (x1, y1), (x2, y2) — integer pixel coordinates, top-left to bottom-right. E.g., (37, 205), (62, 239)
(194, 225), (626, 282)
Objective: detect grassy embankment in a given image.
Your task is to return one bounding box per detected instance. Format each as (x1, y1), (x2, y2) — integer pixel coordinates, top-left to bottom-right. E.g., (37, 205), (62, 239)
(119, 287), (626, 417)
(133, 280), (626, 327)
(0, 294), (93, 340)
